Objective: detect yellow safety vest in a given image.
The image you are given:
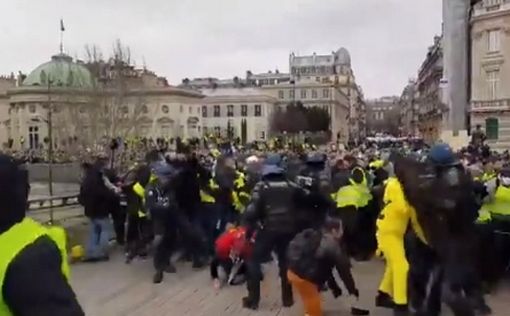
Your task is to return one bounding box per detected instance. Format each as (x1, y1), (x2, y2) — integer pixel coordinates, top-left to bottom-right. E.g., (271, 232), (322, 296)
(0, 218), (70, 316)
(482, 185), (510, 217)
(333, 185), (362, 208)
(200, 179), (218, 204)
(133, 182), (147, 218)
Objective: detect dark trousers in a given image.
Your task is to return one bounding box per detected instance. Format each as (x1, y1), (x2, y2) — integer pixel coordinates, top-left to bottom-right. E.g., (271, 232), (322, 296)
(174, 210), (208, 263)
(112, 206), (127, 245)
(245, 230), (294, 305)
(126, 214), (152, 260)
(153, 215), (177, 272)
(210, 257), (247, 284)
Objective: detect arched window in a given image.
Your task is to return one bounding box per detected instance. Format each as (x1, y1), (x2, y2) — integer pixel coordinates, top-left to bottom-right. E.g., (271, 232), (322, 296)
(485, 117), (499, 140)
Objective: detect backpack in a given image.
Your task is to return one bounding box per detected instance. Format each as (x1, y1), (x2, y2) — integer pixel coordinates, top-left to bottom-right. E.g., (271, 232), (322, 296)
(287, 228), (323, 276)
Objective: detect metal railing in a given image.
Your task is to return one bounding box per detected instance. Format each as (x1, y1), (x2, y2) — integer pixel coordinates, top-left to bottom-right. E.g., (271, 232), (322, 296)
(28, 194), (80, 211)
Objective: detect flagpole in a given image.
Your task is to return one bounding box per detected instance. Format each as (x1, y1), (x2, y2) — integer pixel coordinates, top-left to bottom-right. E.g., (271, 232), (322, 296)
(59, 19), (64, 54)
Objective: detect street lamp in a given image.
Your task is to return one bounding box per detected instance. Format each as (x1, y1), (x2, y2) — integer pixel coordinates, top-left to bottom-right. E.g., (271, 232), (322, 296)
(31, 77), (55, 224)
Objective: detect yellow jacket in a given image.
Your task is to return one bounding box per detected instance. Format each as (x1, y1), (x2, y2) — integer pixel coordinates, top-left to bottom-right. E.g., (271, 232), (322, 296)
(376, 177), (427, 244)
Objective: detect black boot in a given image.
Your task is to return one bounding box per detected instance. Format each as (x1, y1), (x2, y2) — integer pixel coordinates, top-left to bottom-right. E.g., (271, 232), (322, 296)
(243, 278), (260, 310)
(376, 291), (395, 309)
(153, 271), (164, 284)
(281, 280), (294, 307)
(351, 307), (370, 315)
(393, 304), (409, 316)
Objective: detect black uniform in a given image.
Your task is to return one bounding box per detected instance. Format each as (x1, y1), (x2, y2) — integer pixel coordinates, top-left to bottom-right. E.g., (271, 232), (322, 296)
(242, 166), (303, 310)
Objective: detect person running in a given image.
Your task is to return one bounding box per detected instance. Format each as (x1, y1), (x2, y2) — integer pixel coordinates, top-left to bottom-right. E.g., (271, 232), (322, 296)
(287, 217), (369, 316)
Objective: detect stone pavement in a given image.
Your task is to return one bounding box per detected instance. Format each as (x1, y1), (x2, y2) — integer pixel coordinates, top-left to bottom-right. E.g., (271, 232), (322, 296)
(71, 251), (510, 316)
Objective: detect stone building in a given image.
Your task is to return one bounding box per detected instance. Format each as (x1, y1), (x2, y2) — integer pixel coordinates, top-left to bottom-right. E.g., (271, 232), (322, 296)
(288, 47), (366, 142)
(0, 75), (16, 147)
(416, 35), (447, 144)
(399, 79), (419, 136)
(366, 96), (401, 135)
(470, 0), (510, 150)
(4, 53), (204, 151)
(262, 80), (350, 143)
(200, 87), (276, 142)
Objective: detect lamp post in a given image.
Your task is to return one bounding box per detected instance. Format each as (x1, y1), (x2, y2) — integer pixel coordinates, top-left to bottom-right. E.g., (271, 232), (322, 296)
(33, 78), (55, 223)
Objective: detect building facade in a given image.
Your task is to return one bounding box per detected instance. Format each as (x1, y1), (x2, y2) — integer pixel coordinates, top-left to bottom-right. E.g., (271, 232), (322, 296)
(366, 96), (401, 135)
(289, 47), (366, 142)
(399, 79), (419, 136)
(200, 88), (276, 142)
(416, 35), (447, 144)
(262, 80), (350, 143)
(4, 53), (204, 151)
(470, 0), (510, 150)
(0, 75), (16, 147)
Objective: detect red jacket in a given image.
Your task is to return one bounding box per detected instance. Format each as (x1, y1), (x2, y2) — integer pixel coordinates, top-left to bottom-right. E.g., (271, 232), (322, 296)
(215, 227), (253, 260)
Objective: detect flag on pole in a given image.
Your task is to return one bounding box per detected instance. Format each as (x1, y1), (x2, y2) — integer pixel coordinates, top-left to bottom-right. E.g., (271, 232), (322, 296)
(60, 19), (65, 31)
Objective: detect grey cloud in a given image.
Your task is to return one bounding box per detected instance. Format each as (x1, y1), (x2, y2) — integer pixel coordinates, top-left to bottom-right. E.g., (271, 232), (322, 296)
(0, 0), (442, 98)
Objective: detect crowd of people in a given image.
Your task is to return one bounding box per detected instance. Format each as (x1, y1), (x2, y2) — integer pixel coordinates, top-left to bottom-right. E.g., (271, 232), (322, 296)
(0, 135), (509, 316)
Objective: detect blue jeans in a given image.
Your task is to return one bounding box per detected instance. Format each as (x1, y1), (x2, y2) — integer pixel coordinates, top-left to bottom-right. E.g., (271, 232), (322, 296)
(86, 217), (111, 259)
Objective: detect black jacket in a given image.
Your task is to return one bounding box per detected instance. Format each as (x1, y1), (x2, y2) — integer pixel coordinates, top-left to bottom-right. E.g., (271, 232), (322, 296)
(78, 167), (116, 219)
(245, 173), (301, 234)
(3, 235), (84, 316)
(287, 229), (356, 294)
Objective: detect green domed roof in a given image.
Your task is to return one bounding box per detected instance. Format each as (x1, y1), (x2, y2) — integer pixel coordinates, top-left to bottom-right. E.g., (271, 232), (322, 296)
(23, 54), (94, 89)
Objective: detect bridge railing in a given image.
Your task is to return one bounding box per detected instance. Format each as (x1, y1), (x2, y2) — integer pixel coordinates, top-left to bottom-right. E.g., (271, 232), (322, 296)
(28, 194), (80, 211)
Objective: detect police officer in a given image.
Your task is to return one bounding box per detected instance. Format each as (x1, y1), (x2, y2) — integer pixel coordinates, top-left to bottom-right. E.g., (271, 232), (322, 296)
(242, 154), (302, 310)
(146, 159), (178, 284)
(295, 152), (335, 231)
(0, 154), (84, 315)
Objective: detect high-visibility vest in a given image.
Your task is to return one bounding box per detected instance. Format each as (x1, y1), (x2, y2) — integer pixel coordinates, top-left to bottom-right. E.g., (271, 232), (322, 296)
(200, 179), (218, 204)
(482, 185), (510, 217)
(0, 218), (70, 316)
(133, 182), (147, 218)
(334, 185), (362, 208)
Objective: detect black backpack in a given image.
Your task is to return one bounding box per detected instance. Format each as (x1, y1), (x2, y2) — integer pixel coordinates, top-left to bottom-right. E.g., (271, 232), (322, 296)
(287, 228), (323, 276)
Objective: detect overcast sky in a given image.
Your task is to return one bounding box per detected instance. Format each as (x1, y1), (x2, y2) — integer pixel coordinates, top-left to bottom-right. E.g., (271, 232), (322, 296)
(0, 0), (442, 98)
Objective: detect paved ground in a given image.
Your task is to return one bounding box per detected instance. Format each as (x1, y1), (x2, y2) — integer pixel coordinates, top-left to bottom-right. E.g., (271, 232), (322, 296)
(71, 250), (510, 316)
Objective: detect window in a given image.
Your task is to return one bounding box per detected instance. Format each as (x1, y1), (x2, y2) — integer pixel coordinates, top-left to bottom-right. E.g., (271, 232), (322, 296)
(488, 30), (500, 52)
(141, 105), (148, 114)
(312, 89), (318, 99)
(202, 106), (207, 117)
(227, 104), (234, 117)
(278, 90), (284, 99)
(289, 90), (295, 99)
(188, 106), (192, 114)
(316, 77), (320, 82)
(28, 126), (39, 150)
(214, 105), (220, 117)
(485, 117), (499, 140)
(28, 104), (36, 113)
(179, 105), (183, 113)
(161, 125), (170, 137)
(487, 70), (500, 100)
(214, 126), (221, 136)
(300, 89), (307, 99)
(121, 106), (129, 114)
(322, 89), (329, 98)
(241, 104), (248, 117)
(161, 105), (169, 114)
(254, 104), (262, 117)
